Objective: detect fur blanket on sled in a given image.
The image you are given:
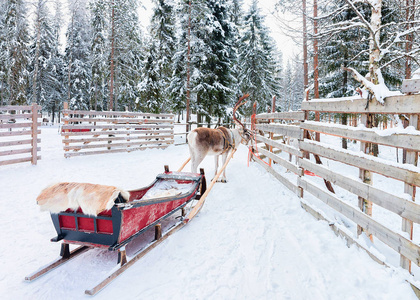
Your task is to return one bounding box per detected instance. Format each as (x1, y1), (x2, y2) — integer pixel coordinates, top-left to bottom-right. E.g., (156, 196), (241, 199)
(36, 182), (130, 216)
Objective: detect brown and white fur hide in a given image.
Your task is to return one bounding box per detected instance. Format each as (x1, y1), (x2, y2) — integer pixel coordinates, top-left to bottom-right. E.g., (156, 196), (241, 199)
(36, 182), (130, 216)
(187, 126), (250, 182)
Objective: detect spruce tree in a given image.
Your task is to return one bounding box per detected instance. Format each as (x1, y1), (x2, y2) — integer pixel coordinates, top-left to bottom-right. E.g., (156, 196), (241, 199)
(30, 0), (56, 108)
(113, 0), (143, 111)
(90, 0), (109, 110)
(48, 0), (65, 121)
(197, 0), (235, 124)
(169, 0), (211, 121)
(0, 2), (7, 105)
(238, 0), (281, 113)
(65, 1), (91, 110)
(4, 0), (30, 105)
(140, 0), (176, 113)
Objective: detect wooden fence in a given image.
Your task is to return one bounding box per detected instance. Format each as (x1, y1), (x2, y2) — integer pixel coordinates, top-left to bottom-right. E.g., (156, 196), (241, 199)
(0, 103), (41, 166)
(251, 94), (420, 281)
(62, 103), (175, 158)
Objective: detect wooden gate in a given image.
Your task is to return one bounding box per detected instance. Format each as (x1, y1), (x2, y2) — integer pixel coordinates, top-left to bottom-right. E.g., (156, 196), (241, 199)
(62, 103), (175, 158)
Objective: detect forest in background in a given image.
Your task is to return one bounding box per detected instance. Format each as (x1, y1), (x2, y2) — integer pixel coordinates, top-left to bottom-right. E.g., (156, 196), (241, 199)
(0, 0), (419, 124)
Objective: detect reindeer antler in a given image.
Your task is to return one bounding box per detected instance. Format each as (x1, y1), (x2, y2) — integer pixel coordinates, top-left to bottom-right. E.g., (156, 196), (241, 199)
(233, 94), (250, 129)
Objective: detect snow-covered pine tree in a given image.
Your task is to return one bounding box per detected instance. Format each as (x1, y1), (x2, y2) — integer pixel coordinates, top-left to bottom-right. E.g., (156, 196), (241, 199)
(65, 0), (92, 110)
(318, 0), (370, 98)
(4, 0), (30, 105)
(196, 0), (236, 124)
(0, 2), (7, 105)
(113, 0), (143, 111)
(47, 0), (65, 122)
(318, 0), (403, 98)
(140, 0), (176, 113)
(238, 0), (281, 113)
(228, 0), (244, 98)
(29, 0), (56, 108)
(169, 0), (211, 121)
(89, 0), (109, 111)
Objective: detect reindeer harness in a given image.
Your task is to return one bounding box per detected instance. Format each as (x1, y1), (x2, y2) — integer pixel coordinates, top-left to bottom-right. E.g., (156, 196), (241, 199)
(217, 127), (235, 154)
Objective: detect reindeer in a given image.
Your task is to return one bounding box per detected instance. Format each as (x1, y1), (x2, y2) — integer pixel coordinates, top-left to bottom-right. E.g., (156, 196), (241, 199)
(187, 94), (253, 182)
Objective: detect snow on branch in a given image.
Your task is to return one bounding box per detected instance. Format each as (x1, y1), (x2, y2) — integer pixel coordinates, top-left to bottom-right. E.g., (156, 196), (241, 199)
(343, 0), (380, 51)
(342, 66), (390, 104)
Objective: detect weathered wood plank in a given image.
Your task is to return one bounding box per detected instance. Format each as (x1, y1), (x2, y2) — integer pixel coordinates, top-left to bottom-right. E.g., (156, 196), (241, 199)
(64, 145), (169, 158)
(62, 135), (174, 144)
(0, 147), (41, 157)
(0, 105), (40, 111)
(401, 115), (418, 271)
(256, 123), (303, 139)
(31, 104), (39, 165)
(298, 177), (420, 266)
(298, 158), (420, 223)
(251, 152), (302, 196)
(255, 134), (302, 157)
(255, 111), (305, 121)
(0, 113), (41, 120)
(61, 124), (173, 130)
(64, 117), (174, 124)
(299, 139), (420, 187)
(402, 79), (420, 94)
(0, 155), (41, 166)
(0, 130), (41, 137)
(0, 122), (41, 129)
(301, 121), (420, 152)
(62, 109), (174, 118)
(60, 129), (173, 137)
(301, 94), (420, 114)
(64, 139), (173, 151)
(256, 147), (303, 176)
(0, 139), (40, 147)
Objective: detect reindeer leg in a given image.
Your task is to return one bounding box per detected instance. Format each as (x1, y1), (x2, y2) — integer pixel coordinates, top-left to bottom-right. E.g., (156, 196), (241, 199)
(219, 153), (228, 183)
(191, 149), (206, 174)
(213, 155), (219, 181)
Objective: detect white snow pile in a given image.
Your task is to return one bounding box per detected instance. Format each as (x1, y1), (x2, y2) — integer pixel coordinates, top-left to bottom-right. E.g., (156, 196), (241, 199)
(142, 180), (195, 200)
(0, 126), (418, 299)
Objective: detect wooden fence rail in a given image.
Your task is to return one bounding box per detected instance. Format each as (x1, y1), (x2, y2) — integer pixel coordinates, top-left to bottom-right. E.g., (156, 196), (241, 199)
(252, 94), (420, 278)
(61, 102), (175, 158)
(0, 103), (41, 166)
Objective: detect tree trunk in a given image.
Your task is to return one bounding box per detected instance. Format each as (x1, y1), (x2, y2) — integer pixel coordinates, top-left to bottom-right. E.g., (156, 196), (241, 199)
(405, 0), (414, 79)
(109, 3), (115, 111)
(369, 0), (382, 83)
(33, 5), (41, 104)
(302, 0), (309, 101)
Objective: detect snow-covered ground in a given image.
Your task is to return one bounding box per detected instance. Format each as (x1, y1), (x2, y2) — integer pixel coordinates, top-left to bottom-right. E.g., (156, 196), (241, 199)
(0, 126), (418, 299)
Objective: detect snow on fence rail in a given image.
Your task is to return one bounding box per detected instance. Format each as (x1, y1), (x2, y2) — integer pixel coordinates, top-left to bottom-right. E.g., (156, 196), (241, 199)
(61, 102), (174, 158)
(0, 103), (41, 166)
(252, 94), (420, 281)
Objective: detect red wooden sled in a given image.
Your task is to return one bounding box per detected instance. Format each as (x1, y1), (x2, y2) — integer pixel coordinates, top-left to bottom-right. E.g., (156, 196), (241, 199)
(26, 166), (206, 286)
(50, 169), (206, 252)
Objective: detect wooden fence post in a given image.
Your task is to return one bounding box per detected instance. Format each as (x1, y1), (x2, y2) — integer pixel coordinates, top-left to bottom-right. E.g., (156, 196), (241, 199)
(63, 102), (69, 157)
(31, 103), (38, 165)
(269, 96), (276, 167)
(358, 113), (373, 240)
(400, 114), (418, 272)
